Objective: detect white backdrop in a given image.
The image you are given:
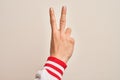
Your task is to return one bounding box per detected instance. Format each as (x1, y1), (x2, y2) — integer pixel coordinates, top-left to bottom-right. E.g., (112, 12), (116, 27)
(0, 0), (120, 80)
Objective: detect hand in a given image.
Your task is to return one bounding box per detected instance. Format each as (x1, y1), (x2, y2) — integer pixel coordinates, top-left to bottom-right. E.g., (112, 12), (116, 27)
(49, 6), (75, 63)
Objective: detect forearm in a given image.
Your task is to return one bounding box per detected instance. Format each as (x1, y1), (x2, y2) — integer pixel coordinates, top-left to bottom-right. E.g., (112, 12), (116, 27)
(35, 6), (75, 80)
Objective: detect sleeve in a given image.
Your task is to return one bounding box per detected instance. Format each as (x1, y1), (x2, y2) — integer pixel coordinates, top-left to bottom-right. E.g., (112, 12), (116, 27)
(34, 56), (67, 80)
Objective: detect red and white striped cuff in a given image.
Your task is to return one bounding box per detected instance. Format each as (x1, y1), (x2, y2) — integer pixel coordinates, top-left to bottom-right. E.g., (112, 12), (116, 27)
(44, 56), (67, 80)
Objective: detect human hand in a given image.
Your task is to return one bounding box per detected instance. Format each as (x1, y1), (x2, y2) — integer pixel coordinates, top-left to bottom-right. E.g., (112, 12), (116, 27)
(49, 6), (75, 63)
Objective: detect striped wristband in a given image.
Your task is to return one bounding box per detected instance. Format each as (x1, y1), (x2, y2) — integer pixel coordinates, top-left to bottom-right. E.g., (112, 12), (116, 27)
(44, 56), (67, 80)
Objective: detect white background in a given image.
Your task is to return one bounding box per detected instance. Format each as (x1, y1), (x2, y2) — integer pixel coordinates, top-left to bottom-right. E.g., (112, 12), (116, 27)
(0, 0), (120, 80)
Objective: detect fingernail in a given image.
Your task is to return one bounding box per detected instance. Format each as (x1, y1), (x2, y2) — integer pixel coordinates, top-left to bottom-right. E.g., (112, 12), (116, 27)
(50, 7), (53, 12)
(62, 6), (64, 9)
(50, 7), (52, 11)
(62, 5), (66, 9)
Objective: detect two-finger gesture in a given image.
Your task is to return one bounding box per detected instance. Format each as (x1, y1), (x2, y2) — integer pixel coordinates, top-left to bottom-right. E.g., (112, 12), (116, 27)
(49, 6), (75, 63)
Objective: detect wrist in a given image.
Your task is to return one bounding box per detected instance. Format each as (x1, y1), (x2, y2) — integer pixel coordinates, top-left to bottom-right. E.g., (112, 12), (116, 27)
(50, 55), (69, 63)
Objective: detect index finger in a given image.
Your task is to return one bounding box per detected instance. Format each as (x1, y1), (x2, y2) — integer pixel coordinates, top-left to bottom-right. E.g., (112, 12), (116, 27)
(49, 7), (57, 33)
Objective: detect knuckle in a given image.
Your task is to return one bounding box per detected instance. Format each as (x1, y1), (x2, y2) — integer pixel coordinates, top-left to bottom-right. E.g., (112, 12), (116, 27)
(51, 18), (55, 22)
(60, 19), (65, 24)
(60, 34), (65, 40)
(70, 38), (75, 44)
(65, 28), (71, 34)
(54, 33), (59, 39)
(67, 28), (71, 32)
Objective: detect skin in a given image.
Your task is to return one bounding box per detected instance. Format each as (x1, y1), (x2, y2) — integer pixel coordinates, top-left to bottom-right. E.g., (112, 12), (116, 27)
(49, 6), (75, 63)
